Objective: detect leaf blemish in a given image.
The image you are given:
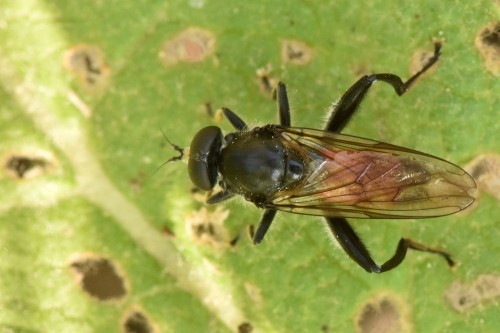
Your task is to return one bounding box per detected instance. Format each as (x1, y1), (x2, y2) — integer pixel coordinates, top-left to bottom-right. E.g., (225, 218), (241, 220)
(130, 171), (146, 193)
(160, 224), (176, 238)
(203, 101), (214, 117)
(256, 64), (278, 98)
(159, 27), (215, 66)
(409, 40), (442, 77)
(4, 152), (54, 180)
(63, 44), (111, 91)
(445, 274), (500, 313)
(465, 153), (500, 201)
(122, 308), (156, 333)
(281, 39), (313, 65)
(356, 293), (409, 333)
(244, 282), (264, 307)
(186, 207), (230, 247)
(237, 322), (253, 333)
(475, 22), (500, 76)
(69, 254), (127, 301)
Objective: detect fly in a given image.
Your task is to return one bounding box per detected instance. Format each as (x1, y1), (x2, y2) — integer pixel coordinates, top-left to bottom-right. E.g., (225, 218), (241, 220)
(173, 41), (476, 273)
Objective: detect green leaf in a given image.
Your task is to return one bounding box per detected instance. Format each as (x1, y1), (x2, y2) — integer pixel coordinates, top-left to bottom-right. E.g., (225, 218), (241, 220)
(1, 0), (499, 332)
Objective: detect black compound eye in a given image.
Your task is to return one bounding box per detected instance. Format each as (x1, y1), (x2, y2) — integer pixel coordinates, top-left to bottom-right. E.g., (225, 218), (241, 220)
(188, 126), (223, 190)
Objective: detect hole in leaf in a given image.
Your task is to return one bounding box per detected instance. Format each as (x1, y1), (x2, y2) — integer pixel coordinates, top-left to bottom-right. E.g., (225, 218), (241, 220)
(445, 274), (500, 313)
(69, 255), (127, 301)
(238, 322), (253, 333)
(409, 40), (442, 78)
(256, 64), (278, 98)
(123, 310), (154, 333)
(321, 324), (331, 333)
(356, 294), (408, 333)
(63, 44), (111, 91)
(466, 153), (500, 201)
(480, 22), (500, 46)
(187, 207), (230, 247)
(4, 153), (52, 179)
(281, 39), (313, 65)
(203, 101), (214, 117)
(475, 22), (500, 76)
(159, 27), (215, 65)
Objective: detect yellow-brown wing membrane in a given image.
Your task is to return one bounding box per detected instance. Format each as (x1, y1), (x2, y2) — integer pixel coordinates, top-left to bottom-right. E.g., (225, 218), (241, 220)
(270, 128), (476, 219)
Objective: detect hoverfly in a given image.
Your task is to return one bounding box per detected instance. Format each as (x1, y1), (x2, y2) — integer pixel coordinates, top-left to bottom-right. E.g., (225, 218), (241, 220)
(174, 41), (476, 273)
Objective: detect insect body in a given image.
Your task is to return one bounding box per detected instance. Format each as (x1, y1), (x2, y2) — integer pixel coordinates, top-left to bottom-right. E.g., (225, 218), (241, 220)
(184, 42), (476, 273)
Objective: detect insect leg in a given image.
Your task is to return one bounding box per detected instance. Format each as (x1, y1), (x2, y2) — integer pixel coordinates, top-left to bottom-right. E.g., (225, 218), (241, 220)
(325, 41), (442, 133)
(326, 217), (454, 273)
(207, 190), (236, 204)
(275, 81), (291, 126)
(249, 80), (289, 244)
(253, 209), (277, 244)
(381, 238), (456, 272)
(221, 107), (248, 131)
(325, 217), (380, 272)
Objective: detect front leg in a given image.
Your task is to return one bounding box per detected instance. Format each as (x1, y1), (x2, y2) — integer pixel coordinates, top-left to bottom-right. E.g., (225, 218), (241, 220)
(221, 107), (248, 131)
(206, 189), (235, 204)
(275, 82), (291, 127)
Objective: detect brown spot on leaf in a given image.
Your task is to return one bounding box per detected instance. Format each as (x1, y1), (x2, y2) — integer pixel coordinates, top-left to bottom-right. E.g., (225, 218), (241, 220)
(352, 64), (370, 77)
(408, 40), (442, 78)
(69, 254), (127, 301)
(63, 44), (110, 91)
(256, 64), (279, 98)
(244, 282), (264, 307)
(238, 322), (253, 333)
(356, 293), (410, 333)
(281, 39), (313, 65)
(4, 151), (54, 179)
(466, 153), (500, 201)
(130, 172), (146, 193)
(203, 101), (214, 117)
(122, 308), (157, 333)
(475, 22), (500, 76)
(159, 27), (215, 65)
(160, 224), (175, 238)
(445, 274), (500, 313)
(186, 207), (230, 247)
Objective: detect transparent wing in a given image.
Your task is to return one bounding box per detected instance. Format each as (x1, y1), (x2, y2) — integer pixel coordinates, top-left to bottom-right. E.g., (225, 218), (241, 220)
(269, 127), (476, 219)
